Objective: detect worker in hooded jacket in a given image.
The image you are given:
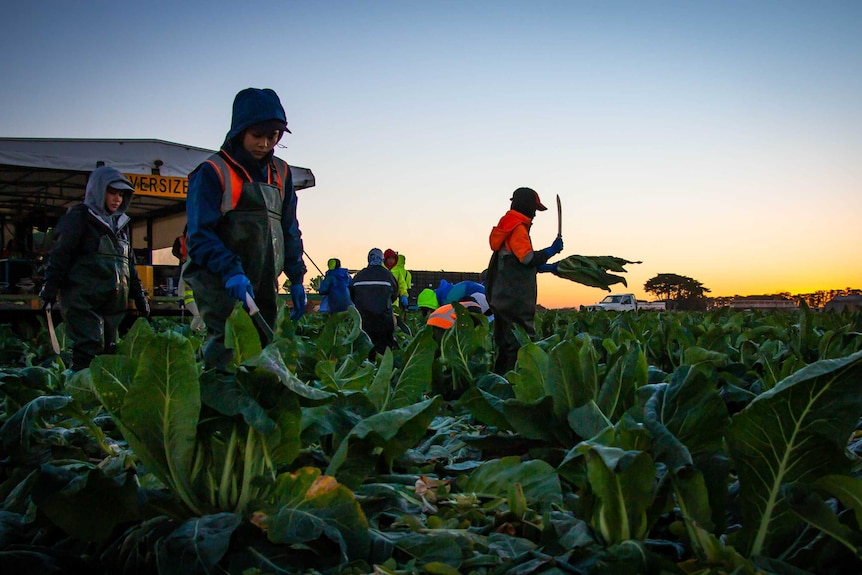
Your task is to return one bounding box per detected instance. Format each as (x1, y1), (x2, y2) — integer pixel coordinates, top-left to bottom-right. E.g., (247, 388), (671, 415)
(184, 87), (306, 370)
(384, 249), (412, 310)
(318, 257), (352, 313)
(350, 248), (399, 360)
(39, 165), (149, 372)
(485, 187), (563, 374)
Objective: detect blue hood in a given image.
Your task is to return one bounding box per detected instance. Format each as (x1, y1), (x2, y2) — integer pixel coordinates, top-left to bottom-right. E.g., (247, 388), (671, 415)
(226, 88), (289, 140)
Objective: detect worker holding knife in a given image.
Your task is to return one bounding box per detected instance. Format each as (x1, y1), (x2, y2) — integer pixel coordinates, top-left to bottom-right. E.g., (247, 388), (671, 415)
(485, 187), (563, 375)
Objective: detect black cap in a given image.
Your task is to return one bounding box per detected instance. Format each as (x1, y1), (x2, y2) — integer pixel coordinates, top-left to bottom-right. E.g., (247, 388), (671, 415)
(511, 187), (547, 211)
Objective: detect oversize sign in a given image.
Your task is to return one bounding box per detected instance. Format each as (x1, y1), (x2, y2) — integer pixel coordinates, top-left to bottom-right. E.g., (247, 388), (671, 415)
(125, 174), (188, 199)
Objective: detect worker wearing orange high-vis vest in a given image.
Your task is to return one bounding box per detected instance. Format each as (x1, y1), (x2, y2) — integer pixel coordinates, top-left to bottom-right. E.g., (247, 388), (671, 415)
(185, 88), (306, 370)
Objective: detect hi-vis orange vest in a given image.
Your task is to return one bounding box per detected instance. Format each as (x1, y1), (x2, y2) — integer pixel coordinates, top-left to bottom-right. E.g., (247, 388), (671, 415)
(204, 152), (290, 213)
(427, 301), (481, 330)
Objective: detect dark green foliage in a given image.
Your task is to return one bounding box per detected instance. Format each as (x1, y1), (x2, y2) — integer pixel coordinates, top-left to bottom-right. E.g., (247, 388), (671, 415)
(1, 307), (862, 573)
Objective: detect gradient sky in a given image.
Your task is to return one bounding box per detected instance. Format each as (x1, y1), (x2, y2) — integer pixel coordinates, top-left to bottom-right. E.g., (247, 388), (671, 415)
(2, 1), (860, 308)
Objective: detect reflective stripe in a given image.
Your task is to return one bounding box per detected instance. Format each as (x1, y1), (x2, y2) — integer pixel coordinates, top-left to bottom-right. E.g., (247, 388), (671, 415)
(206, 153), (289, 213)
(352, 280), (394, 287)
(427, 304), (456, 329)
(427, 302), (481, 330)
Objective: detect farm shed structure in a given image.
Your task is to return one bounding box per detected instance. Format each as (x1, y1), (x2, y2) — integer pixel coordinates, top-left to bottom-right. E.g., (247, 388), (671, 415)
(0, 137), (315, 256)
(728, 295), (798, 311)
(824, 295), (862, 313)
(0, 137), (315, 325)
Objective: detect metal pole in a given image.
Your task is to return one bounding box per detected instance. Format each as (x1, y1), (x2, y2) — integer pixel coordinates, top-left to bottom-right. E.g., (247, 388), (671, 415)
(303, 250), (325, 276)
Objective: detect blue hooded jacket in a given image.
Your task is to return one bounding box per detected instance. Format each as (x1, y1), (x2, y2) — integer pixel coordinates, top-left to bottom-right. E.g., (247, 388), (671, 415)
(186, 88), (305, 286)
(319, 258), (352, 313)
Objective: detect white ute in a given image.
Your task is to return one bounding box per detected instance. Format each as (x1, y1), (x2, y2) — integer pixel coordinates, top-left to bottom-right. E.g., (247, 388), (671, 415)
(584, 293), (666, 312)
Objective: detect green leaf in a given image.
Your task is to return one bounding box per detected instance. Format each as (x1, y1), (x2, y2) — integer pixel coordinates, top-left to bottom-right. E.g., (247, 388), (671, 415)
(581, 443), (655, 545)
(244, 345), (335, 404)
(122, 332), (203, 514)
(116, 316), (155, 358)
(326, 397), (442, 489)
(500, 395), (561, 442)
(264, 467), (370, 562)
(813, 475), (862, 527)
(90, 355), (135, 415)
(461, 456), (563, 509)
(314, 306), (366, 359)
(367, 347), (394, 412)
(32, 463), (140, 543)
(155, 513), (242, 575)
(1, 395), (73, 456)
(597, 344), (647, 421)
(545, 336), (598, 421)
(507, 343), (548, 403)
(554, 255), (639, 291)
(267, 392), (302, 467)
(225, 302), (262, 365)
(567, 400), (612, 440)
(439, 303), (490, 387)
(643, 367), (729, 473)
(456, 386), (513, 431)
(727, 349), (862, 557)
(389, 327), (435, 410)
(199, 369), (276, 435)
(787, 483), (862, 559)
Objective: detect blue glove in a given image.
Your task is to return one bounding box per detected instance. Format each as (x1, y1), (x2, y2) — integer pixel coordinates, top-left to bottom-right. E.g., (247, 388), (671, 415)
(538, 263), (558, 274)
(541, 236), (564, 258)
(400, 295), (409, 309)
(225, 274), (254, 307)
(290, 283), (306, 321)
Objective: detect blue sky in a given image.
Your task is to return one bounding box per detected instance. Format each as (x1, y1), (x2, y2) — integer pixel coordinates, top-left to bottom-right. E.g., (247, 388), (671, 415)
(2, 1), (860, 307)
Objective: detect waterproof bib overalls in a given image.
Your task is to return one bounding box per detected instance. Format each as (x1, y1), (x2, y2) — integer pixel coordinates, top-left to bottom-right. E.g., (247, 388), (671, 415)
(185, 153), (289, 369)
(62, 218), (133, 370)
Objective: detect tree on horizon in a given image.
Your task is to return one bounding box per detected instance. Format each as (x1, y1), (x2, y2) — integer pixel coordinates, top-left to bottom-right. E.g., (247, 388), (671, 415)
(644, 273), (711, 311)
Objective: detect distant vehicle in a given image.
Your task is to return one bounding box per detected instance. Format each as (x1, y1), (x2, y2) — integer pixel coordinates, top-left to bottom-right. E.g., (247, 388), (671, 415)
(583, 293), (666, 312)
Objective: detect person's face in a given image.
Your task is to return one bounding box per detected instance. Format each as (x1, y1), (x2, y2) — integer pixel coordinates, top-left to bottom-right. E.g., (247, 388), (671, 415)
(242, 129), (282, 160)
(105, 188), (124, 213)
(385, 255), (397, 267)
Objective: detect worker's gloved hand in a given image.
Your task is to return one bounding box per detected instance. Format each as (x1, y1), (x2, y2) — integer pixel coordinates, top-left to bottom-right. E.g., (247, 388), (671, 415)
(541, 236), (564, 258)
(225, 274), (254, 308)
(134, 293), (151, 318)
(289, 283), (306, 321)
(538, 263), (558, 274)
(400, 295), (409, 309)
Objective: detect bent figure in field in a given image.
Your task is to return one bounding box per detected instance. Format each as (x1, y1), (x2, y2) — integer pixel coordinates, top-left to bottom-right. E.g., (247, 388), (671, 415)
(485, 187), (563, 375)
(184, 87), (306, 370)
(39, 165), (149, 371)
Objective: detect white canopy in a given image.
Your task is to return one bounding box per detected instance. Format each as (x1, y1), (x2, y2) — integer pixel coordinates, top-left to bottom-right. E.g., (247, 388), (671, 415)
(0, 137), (315, 222)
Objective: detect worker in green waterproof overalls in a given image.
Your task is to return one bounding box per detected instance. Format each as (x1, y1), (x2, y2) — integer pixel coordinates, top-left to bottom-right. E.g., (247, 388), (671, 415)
(39, 165), (150, 371)
(184, 88), (307, 370)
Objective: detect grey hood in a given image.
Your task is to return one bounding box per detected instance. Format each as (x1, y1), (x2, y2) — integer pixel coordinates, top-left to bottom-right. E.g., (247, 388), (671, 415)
(84, 165), (134, 230)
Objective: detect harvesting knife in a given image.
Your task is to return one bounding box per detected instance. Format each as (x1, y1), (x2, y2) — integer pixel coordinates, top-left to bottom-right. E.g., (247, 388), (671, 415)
(245, 293), (275, 345)
(46, 303), (60, 355)
(556, 194), (562, 239)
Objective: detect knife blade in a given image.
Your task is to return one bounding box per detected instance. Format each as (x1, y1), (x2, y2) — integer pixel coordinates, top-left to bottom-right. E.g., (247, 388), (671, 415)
(245, 293), (275, 345)
(46, 303), (60, 355)
(556, 194), (562, 238)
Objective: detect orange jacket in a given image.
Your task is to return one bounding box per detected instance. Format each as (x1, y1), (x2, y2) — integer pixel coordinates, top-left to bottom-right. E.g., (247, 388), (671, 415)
(489, 210), (535, 263)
